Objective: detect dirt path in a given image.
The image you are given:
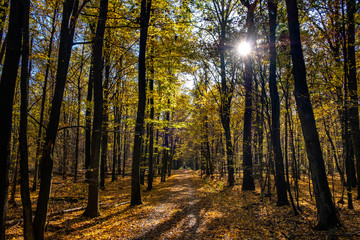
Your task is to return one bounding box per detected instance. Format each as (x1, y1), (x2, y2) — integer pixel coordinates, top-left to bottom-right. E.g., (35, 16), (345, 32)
(133, 170), (205, 239)
(7, 169), (360, 239)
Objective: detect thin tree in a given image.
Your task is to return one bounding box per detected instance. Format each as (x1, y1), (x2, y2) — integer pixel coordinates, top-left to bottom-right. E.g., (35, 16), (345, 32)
(0, 0), (26, 238)
(267, 0), (288, 206)
(19, 0), (34, 238)
(131, 0), (152, 206)
(83, 0), (109, 217)
(285, 0), (340, 229)
(241, 0), (257, 190)
(33, 0), (84, 238)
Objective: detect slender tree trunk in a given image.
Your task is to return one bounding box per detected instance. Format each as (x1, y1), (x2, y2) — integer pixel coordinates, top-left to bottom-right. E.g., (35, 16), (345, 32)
(123, 112), (128, 178)
(242, 0), (257, 190)
(83, 0), (108, 218)
(74, 49), (84, 183)
(267, 0), (288, 205)
(32, 3), (58, 191)
(100, 58), (110, 190)
(0, 0), (24, 237)
(19, 4), (34, 238)
(346, 0), (360, 199)
(33, 1), (80, 238)
(147, 56), (155, 190)
(219, 22), (234, 187)
(131, 0), (152, 206)
(285, 0), (340, 229)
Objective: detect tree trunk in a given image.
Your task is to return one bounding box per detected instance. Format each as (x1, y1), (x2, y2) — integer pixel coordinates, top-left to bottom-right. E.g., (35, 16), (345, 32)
(83, 0), (108, 218)
(19, 3), (34, 238)
(346, 0), (360, 199)
(285, 0), (340, 229)
(267, 0), (288, 206)
(242, 0), (257, 191)
(147, 55), (155, 191)
(33, 1), (80, 238)
(74, 48), (84, 183)
(32, 4), (58, 191)
(131, 0), (152, 206)
(100, 58), (110, 190)
(0, 0), (25, 237)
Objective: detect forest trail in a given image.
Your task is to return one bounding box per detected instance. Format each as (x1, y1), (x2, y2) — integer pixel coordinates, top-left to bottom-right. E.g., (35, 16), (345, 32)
(132, 170), (204, 239)
(6, 170), (360, 239)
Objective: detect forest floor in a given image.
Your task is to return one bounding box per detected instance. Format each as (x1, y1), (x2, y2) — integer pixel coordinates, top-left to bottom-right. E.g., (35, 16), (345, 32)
(5, 169), (360, 239)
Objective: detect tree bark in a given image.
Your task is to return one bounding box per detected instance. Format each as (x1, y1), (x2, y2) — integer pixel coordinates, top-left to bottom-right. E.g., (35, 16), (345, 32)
(19, 2), (34, 238)
(131, 0), (152, 206)
(267, 0), (288, 206)
(242, 0), (257, 191)
(83, 0), (108, 218)
(285, 0), (340, 229)
(346, 0), (360, 199)
(147, 54), (155, 190)
(0, 0), (25, 237)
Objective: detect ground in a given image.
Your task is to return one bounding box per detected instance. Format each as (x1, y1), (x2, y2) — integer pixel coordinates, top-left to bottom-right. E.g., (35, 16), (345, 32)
(5, 170), (360, 239)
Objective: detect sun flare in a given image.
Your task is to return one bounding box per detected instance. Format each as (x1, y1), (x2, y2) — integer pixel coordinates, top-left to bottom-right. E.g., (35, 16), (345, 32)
(236, 41), (251, 56)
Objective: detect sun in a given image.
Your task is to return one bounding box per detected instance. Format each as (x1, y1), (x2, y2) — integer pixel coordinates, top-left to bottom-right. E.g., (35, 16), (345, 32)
(236, 41), (251, 56)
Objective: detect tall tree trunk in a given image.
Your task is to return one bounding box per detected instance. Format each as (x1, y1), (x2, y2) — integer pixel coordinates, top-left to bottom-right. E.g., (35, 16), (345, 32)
(131, 0), (152, 206)
(0, 0), (25, 237)
(123, 112), (128, 178)
(83, 0), (108, 218)
(33, 1), (81, 238)
(285, 0), (340, 229)
(267, 0), (288, 206)
(242, 0), (257, 190)
(19, 3), (34, 238)
(100, 56), (110, 190)
(74, 48), (84, 183)
(147, 55), (155, 190)
(219, 22), (234, 187)
(346, 0), (360, 199)
(32, 3), (58, 191)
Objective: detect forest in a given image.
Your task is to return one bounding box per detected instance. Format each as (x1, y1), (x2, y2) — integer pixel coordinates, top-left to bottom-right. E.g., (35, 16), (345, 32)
(1, 0), (360, 239)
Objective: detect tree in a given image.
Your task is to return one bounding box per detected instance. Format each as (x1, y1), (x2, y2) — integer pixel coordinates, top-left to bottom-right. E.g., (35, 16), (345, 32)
(285, 0), (340, 229)
(241, 0), (257, 191)
(0, 0), (26, 238)
(83, 0), (109, 217)
(131, 0), (152, 206)
(346, 0), (360, 199)
(267, 0), (288, 206)
(33, 0), (84, 238)
(19, 0), (34, 238)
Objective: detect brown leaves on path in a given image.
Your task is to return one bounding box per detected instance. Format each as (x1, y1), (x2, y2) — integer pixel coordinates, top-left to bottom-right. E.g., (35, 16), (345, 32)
(6, 170), (360, 239)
